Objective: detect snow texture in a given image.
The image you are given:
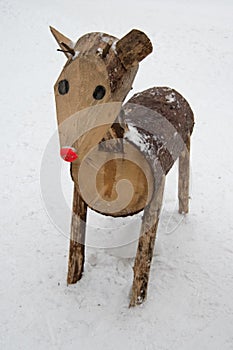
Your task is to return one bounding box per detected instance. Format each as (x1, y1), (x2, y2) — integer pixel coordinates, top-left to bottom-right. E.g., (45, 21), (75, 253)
(97, 47), (103, 55)
(165, 92), (176, 103)
(1, 0), (233, 349)
(72, 50), (80, 60)
(125, 124), (151, 154)
(111, 40), (118, 55)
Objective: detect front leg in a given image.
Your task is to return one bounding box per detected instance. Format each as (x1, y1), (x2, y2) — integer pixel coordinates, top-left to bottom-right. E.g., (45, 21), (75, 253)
(130, 176), (165, 307)
(67, 183), (87, 284)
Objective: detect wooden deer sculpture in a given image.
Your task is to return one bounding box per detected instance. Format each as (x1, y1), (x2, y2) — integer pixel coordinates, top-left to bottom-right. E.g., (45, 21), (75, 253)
(50, 27), (194, 306)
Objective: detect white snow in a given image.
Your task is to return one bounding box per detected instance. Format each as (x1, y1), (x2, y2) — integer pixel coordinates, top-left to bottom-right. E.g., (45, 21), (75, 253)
(1, 0), (233, 349)
(125, 124), (151, 153)
(165, 92), (176, 103)
(111, 40), (118, 55)
(72, 50), (80, 60)
(96, 47), (103, 56)
(101, 35), (112, 44)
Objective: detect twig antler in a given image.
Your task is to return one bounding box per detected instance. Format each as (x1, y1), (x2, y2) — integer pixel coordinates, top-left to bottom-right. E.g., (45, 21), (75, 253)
(57, 42), (75, 56)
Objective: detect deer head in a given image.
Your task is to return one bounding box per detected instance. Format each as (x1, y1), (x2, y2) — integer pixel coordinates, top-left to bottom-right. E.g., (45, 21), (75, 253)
(50, 27), (152, 162)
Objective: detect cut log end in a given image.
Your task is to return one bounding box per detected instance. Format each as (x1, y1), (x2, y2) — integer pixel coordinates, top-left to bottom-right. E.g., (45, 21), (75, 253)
(116, 29), (153, 69)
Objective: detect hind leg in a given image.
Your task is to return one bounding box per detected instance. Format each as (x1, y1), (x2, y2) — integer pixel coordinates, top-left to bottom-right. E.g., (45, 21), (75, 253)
(129, 176), (165, 307)
(178, 134), (190, 214)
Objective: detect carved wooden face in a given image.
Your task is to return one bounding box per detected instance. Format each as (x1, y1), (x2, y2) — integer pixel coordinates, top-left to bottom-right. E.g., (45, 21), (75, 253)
(51, 27), (152, 162)
(54, 53), (112, 125)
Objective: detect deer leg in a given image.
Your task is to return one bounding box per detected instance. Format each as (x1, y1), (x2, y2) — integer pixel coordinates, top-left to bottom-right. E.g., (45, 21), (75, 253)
(67, 183), (87, 284)
(129, 176), (165, 307)
(178, 134), (190, 214)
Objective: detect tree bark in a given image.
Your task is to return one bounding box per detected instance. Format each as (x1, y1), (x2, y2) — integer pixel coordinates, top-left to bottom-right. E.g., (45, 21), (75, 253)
(129, 176), (165, 307)
(116, 29), (153, 69)
(67, 184), (87, 284)
(178, 135), (190, 214)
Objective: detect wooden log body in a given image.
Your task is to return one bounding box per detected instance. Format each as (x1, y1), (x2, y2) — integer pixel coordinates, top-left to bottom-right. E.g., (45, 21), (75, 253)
(71, 86), (194, 217)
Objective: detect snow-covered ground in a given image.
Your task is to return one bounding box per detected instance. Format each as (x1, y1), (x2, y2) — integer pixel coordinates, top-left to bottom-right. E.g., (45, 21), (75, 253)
(1, 0), (233, 349)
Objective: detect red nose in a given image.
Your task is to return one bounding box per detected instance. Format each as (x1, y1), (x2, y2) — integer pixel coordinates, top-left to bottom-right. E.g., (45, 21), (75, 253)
(60, 147), (78, 162)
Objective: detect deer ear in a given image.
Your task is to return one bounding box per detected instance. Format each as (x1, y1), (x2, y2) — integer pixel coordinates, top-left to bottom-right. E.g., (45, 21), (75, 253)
(50, 26), (74, 58)
(116, 29), (153, 69)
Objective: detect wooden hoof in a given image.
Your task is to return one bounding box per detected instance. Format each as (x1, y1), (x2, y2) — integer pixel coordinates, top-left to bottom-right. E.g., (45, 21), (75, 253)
(67, 239), (85, 284)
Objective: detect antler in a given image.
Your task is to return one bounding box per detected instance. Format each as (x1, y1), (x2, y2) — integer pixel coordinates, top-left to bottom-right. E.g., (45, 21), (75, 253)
(57, 42), (75, 56)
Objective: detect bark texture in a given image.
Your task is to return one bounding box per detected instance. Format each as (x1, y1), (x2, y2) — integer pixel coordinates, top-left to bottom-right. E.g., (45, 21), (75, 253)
(67, 184), (87, 284)
(130, 176), (165, 307)
(178, 134), (190, 214)
(116, 29), (153, 69)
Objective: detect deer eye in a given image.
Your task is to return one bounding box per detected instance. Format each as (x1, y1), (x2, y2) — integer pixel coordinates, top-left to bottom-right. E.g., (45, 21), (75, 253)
(93, 85), (106, 100)
(58, 80), (69, 95)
